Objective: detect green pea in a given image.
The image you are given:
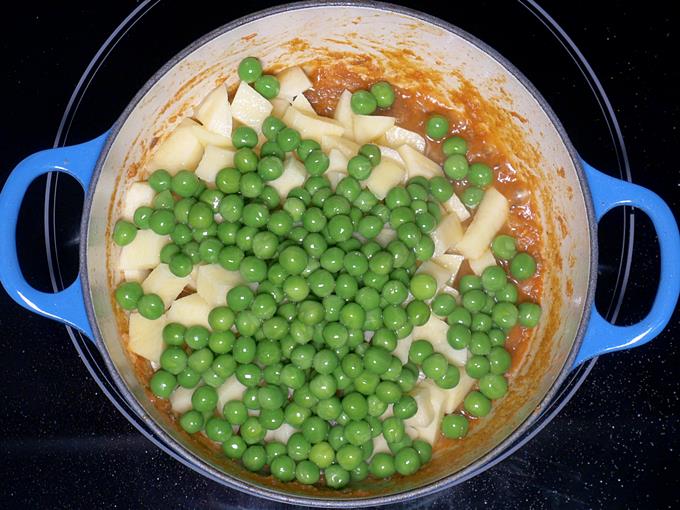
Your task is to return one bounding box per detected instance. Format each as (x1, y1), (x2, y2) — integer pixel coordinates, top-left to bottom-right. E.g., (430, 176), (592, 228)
(238, 56), (262, 82)
(276, 127), (301, 152)
(376, 381), (402, 404)
(159, 243), (180, 264)
(242, 444), (267, 472)
(114, 281), (143, 310)
(359, 144), (381, 166)
(113, 220), (136, 246)
(408, 339), (433, 365)
(303, 149), (329, 176)
(324, 464), (350, 489)
(370, 81), (395, 108)
(426, 114), (449, 139)
(351, 90), (377, 114)
(179, 410), (204, 434)
(510, 252), (537, 281)
(518, 302), (542, 327)
(429, 176), (454, 203)
(397, 222), (421, 248)
(256, 155), (284, 181)
(491, 302), (518, 329)
(466, 355), (490, 379)
(462, 289), (486, 313)
(370, 452), (395, 478)
(410, 273), (437, 300)
(270, 455), (296, 482)
(447, 324), (471, 350)
(152, 189), (174, 210)
(406, 300), (431, 326)
(347, 155), (373, 180)
(441, 414), (469, 439)
(148, 169), (171, 192)
(491, 234), (517, 260)
(149, 370), (176, 399)
(137, 294), (164, 320)
(254, 74), (280, 99)
(468, 162), (493, 188)
(394, 446), (421, 476)
(422, 353), (447, 379)
(393, 395), (418, 420)
(442, 136), (468, 156)
(240, 172), (264, 198)
(461, 186), (484, 208)
(464, 390), (492, 417)
(443, 154), (469, 180)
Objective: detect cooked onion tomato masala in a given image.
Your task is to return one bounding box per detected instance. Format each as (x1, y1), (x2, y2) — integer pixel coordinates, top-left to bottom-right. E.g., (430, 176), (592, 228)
(112, 56), (542, 487)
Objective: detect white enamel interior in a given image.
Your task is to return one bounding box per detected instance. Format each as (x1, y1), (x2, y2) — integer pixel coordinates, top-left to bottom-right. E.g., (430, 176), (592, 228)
(86, 4), (592, 502)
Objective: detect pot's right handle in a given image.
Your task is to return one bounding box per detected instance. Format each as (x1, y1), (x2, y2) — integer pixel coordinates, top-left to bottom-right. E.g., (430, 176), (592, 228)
(0, 133), (109, 339)
(574, 161), (680, 366)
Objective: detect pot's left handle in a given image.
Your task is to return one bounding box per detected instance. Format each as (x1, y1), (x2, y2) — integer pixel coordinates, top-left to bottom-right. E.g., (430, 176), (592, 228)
(574, 161), (680, 366)
(0, 133), (109, 338)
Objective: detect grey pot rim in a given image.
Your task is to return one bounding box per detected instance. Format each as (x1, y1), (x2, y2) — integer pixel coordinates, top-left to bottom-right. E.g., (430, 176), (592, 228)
(79, 1), (598, 507)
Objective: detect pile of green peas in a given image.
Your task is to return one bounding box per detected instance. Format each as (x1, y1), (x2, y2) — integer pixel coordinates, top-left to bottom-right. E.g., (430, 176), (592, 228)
(350, 81), (396, 115)
(113, 56), (543, 487)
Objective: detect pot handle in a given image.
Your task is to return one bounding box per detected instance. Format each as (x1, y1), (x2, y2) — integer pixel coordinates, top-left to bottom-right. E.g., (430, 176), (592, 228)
(574, 161), (680, 366)
(0, 133), (109, 339)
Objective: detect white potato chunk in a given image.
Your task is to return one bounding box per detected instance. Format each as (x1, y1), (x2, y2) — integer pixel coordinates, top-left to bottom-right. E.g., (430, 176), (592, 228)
(431, 213), (464, 258)
(405, 382), (437, 428)
(433, 254), (465, 283)
(142, 264), (192, 308)
(123, 269), (150, 283)
(270, 98), (290, 118)
(231, 81), (273, 133)
(326, 171), (347, 190)
(283, 108), (344, 142)
(291, 93), (316, 114)
(393, 334), (413, 364)
(416, 261), (451, 292)
(186, 266), (199, 291)
(375, 227), (397, 247)
(265, 423), (297, 443)
(442, 370), (476, 414)
(398, 144), (441, 179)
(268, 156), (306, 199)
(187, 121), (232, 149)
(378, 145), (404, 165)
(333, 90), (354, 139)
(122, 182), (155, 222)
(166, 293), (212, 329)
(320, 135), (360, 159)
(196, 264), (244, 307)
(217, 375), (248, 413)
(118, 231), (169, 271)
(327, 148), (349, 174)
(353, 115), (395, 145)
(276, 66), (313, 102)
(372, 434), (391, 456)
(170, 386), (197, 413)
(412, 315), (469, 367)
(380, 126), (426, 152)
(128, 312), (167, 364)
(456, 187), (509, 260)
(194, 145), (235, 184)
(443, 192), (471, 222)
(469, 251), (498, 276)
(148, 124), (204, 174)
(364, 159), (406, 199)
(194, 84), (232, 138)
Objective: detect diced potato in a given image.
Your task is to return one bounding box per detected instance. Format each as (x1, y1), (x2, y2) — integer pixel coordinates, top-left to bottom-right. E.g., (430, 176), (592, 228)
(411, 410), (443, 445)
(415, 260), (451, 292)
(412, 315), (469, 367)
(128, 312), (167, 364)
(148, 124), (204, 174)
(443, 192), (471, 222)
(188, 122), (233, 149)
(270, 98), (290, 118)
(166, 293), (212, 329)
(123, 269), (150, 283)
(353, 115), (395, 145)
(283, 108), (344, 142)
(170, 386), (197, 413)
(380, 126), (426, 152)
(320, 135), (360, 159)
(405, 382), (437, 428)
(276, 66), (313, 102)
(393, 334), (413, 364)
(291, 93), (316, 114)
(326, 171), (346, 190)
(333, 90), (354, 139)
(231, 81), (273, 133)
(364, 158), (406, 199)
(469, 251), (498, 276)
(121, 182), (155, 222)
(142, 264), (192, 308)
(328, 148), (349, 174)
(196, 264), (244, 307)
(269, 156), (306, 199)
(217, 375), (248, 413)
(265, 423), (297, 444)
(378, 145), (405, 165)
(442, 370), (476, 414)
(433, 254), (465, 282)
(194, 84), (233, 138)
(372, 434), (390, 456)
(186, 266), (199, 291)
(456, 187), (509, 260)
(118, 231), (169, 271)
(194, 145), (235, 184)
(398, 144), (441, 179)
(375, 227), (397, 247)
(431, 213), (464, 258)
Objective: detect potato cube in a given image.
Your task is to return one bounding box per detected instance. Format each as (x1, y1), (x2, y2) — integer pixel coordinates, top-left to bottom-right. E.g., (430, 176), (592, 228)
(121, 182), (155, 222)
(142, 264), (192, 308)
(353, 114), (395, 144)
(194, 84), (233, 138)
(118, 231), (169, 271)
(128, 312), (167, 364)
(456, 187), (509, 260)
(196, 264), (244, 307)
(398, 144), (441, 179)
(231, 81), (273, 133)
(194, 145), (235, 184)
(364, 158), (406, 199)
(276, 66), (313, 102)
(166, 293), (212, 329)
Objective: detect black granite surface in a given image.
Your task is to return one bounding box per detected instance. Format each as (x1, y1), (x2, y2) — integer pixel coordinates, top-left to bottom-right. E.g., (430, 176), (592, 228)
(1, 1), (678, 508)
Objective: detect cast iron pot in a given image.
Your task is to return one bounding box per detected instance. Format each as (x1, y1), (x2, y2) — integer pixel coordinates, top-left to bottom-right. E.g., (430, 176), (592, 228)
(1, 2), (678, 507)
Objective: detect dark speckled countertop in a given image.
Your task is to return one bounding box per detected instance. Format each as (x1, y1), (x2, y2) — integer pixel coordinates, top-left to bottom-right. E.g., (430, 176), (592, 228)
(1, 1), (678, 508)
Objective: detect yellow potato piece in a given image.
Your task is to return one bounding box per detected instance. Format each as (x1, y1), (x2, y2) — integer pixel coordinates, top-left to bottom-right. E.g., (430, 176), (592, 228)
(268, 156), (307, 199)
(142, 264), (192, 308)
(194, 145), (235, 184)
(333, 90), (354, 139)
(456, 187), (509, 259)
(196, 264), (245, 308)
(118, 231), (169, 271)
(121, 182), (155, 222)
(397, 144), (441, 179)
(166, 293), (212, 329)
(469, 250), (498, 276)
(380, 125), (426, 152)
(431, 213), (464, 258)
(364, 158), (406, 199)
(276, 66), (313, 102)
(283, 108), (344, 142)
(194, 84), (233, 138)
(128, 312), (167, 364)
(353, 114), (395, 144)
(231, 81), (273, 133)
(148, 124), (204, 175)
(320, 135), (360, 159)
